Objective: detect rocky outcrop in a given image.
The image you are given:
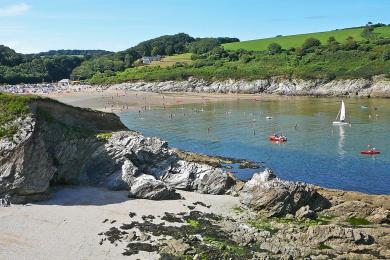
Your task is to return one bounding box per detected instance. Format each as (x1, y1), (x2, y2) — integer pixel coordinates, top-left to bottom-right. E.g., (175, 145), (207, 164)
(0, 99), (237, 203)
(322, 200), (390, 224)
(239, 169), (331, 217)
(111, 75), (390, 97)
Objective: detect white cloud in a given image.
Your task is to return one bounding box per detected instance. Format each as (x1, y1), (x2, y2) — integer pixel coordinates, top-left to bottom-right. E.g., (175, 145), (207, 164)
(0, 3), (30, 17)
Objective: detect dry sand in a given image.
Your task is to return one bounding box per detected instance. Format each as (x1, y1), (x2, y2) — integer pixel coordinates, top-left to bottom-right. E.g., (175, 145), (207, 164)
(43, 88), (289, 113)
(0, 187), (239, 260)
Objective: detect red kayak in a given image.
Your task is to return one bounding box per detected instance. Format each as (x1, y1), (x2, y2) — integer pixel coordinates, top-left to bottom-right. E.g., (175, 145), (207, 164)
(269, 136), (287, 142)
(361, 150), (380, 155)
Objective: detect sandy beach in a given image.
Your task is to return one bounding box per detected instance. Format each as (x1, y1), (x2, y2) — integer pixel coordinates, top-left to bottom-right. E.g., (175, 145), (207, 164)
(43, 87), (288, 113)
(0, 187), (239, 260)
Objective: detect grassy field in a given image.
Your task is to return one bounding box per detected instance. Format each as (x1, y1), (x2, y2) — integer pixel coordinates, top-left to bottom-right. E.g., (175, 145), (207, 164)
(223, 26), (390, 51)
(148, 53), (193, 68)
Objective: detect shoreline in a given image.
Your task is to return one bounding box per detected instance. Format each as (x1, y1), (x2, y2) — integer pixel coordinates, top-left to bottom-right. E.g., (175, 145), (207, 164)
(42, 89), (299, 112)
(39, 87), (388, 114)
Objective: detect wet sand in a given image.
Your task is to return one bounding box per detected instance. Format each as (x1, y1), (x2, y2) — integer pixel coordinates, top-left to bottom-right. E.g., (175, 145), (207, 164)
(0, 187), (239, 260)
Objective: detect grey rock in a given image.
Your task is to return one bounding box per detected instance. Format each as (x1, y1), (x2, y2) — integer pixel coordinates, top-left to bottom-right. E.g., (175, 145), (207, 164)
(159, 239), (190, 256)
(323, 200), (374, 218)
(367, 208), (390, 224)
(305, 225), (374, 245)
(239, 169), (330, 217)
(105, 160), (139, 190)
(110, 75), (390, 97)
(0, 195), (11, 207)
(295, 206), (317, 220)
(128, 174), (181, 200)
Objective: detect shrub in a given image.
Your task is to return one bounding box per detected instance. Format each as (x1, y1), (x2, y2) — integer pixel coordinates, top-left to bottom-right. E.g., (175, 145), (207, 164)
(302, 38), (321, 50)
(267, 43), (283, 54)
(382, 48), (390, 61)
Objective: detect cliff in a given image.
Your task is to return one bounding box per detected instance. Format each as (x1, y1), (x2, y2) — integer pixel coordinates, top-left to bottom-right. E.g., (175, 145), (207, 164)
(111, 75), (390, 97)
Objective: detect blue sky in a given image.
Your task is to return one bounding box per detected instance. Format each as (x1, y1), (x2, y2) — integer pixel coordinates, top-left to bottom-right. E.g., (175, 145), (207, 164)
(1, 0), (389, 53)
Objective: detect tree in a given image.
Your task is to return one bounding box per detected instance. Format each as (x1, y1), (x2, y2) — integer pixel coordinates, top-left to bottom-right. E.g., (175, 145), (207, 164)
(267, 43), (283, 54)
(327, 36), (340, 52)
(344, 36), (358, 50)
(361, 23), (375, 39)
(302, 38), (321, 50)
(188, 38), (220, 54)
(165, 45), (175, 55)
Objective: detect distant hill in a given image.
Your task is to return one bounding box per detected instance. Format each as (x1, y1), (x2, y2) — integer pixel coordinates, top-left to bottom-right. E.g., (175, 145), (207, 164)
(223, 25), (390, 51)
(36, 49), (113, 57)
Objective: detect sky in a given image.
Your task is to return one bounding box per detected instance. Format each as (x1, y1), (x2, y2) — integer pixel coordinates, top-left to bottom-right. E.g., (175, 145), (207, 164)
(0, 0), (389, 54)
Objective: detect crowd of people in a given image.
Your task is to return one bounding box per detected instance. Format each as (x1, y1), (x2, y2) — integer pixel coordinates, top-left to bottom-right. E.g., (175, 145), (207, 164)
(0, 83), (107, 95)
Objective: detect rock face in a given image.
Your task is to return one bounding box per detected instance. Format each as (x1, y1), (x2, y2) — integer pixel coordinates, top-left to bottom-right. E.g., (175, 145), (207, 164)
(239, 169), (331, 217)
(0, 99), (237, 203)
(111, 75), (390, 97)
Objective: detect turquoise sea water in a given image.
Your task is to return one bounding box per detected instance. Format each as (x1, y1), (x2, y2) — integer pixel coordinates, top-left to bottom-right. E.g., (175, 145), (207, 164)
(119, 97), (390, 194)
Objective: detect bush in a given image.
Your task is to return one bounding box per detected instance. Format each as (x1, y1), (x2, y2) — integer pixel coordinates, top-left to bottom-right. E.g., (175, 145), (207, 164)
(302, 38), (321, 50)
(344, 36), (359, 50)
(267, 43), (283, 54)
(382, 48), (390, 61)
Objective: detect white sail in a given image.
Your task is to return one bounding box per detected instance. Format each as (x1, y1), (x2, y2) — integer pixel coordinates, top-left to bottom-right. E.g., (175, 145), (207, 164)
(340, 100), (346, 121)
(333, 100), (348, 125)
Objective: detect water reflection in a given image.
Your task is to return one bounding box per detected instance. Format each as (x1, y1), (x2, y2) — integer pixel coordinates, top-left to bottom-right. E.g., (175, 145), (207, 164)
(337, 125), (346, 157)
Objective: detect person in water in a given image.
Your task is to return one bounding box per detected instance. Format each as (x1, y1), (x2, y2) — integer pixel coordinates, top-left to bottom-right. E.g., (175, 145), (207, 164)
(368, 144), (376, 152)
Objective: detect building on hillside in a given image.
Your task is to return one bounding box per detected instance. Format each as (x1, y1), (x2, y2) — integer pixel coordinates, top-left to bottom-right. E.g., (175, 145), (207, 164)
(142, 55), (162, 64)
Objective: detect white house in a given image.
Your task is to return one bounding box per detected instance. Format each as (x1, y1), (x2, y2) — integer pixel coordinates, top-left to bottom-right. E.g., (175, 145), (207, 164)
(142, 55), (162, 64)
(58, 79), (70, 86)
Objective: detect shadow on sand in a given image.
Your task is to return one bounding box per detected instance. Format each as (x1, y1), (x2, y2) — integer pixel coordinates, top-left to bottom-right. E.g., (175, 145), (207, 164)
(34, 186), (131, 206)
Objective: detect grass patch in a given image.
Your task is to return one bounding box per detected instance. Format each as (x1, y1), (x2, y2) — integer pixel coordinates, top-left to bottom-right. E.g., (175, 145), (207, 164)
(347, 217), (370, 226)
(318, 243), (332, 250)
(148, 53), (193, 68)
(232, 206), (245, 214)
(96, 132), (113, 140)
(203, 236), (248, 256)
(223, 26), (390, 51)
(247, 219), (279, 235)
(186, 219), (200, 228)
(0, 92), (37, 139)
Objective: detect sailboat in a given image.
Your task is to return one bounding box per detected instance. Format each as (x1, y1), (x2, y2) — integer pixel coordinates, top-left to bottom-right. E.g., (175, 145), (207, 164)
(333, 100), (349, 125)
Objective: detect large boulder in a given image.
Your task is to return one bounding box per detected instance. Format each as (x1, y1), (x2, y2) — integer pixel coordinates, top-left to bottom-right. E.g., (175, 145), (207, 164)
(128, 174), (181, 200)
(239, 169), (330, 217)
(162, 160), (236, 194)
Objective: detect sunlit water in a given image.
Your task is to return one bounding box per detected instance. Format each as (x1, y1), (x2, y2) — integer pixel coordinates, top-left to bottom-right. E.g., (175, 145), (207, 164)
(119, 96), (390, 194)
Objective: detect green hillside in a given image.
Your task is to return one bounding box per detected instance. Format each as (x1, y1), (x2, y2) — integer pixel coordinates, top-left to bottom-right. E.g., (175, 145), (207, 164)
(223, 26), (390, 51)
